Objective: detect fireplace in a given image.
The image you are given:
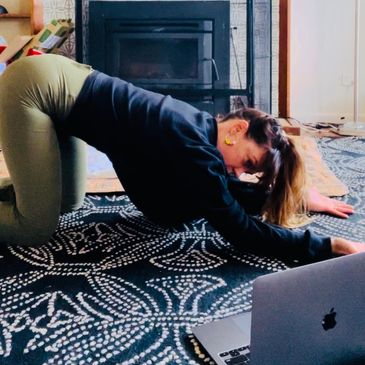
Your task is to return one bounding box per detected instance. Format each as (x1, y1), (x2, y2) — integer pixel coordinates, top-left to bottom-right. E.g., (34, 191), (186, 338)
(76, 0), (272, 115)
(104, 19), (217, 91)
(86, 1), (230, 115)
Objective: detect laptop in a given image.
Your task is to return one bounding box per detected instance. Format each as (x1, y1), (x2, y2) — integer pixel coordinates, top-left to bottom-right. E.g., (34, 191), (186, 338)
(192, 252), (365, 365)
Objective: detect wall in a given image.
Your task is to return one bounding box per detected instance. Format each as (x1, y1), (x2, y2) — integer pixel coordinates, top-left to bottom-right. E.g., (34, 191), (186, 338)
(271, 0), (279, 116)
(290, 0), (364, 123)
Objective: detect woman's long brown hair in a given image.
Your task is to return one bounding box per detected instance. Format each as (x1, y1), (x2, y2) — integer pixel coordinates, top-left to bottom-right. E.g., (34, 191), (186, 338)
(219, 107), (308, 227)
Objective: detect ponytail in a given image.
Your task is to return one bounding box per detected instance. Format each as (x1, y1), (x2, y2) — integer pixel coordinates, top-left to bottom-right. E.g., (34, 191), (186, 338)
(262, 138), (309, 227)
(219, 107), (309, 227)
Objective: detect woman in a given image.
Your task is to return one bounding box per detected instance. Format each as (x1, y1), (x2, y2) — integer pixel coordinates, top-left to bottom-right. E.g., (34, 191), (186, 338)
(0, 54), (363, 261)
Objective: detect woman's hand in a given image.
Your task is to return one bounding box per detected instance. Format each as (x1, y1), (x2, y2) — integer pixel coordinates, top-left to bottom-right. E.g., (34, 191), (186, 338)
(331, 237), (365, 255)
(306, 186), (354, 218)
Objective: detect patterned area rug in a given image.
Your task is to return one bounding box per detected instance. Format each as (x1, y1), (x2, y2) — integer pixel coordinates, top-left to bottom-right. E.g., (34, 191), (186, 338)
(0, 138), (364, 365)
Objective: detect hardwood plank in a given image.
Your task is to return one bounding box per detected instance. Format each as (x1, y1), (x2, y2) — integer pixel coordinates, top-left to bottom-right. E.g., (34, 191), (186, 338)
(278, 0), (290, 117)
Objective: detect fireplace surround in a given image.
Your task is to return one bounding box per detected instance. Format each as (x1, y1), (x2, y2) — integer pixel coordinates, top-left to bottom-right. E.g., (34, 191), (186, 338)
(75, 0), (272, 115)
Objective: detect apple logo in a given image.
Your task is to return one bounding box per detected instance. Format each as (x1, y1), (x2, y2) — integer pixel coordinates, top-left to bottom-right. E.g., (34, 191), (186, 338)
(322, 308), (337, 331)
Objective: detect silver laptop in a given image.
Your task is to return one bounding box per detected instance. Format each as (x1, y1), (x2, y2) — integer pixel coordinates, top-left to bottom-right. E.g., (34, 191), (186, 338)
(192, 252), (365, 365)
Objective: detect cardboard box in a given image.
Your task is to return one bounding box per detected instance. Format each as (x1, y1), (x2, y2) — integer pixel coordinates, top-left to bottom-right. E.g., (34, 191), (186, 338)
(22, 19), (74, 56)
(0, 19), (74, 65)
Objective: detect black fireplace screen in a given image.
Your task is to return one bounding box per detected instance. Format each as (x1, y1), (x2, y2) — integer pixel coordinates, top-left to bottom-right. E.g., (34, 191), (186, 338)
(76, 0), (272, 115)
(85, 2), (230, 113)
(78, 0), (272, 115)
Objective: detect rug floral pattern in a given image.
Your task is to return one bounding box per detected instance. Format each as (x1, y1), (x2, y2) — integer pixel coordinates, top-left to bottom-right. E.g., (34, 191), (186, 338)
(0, 138), (364, 365)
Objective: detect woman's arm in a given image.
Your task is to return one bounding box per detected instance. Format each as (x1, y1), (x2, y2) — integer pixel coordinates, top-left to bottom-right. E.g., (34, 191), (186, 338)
(227, 176), (268, 215)
(306, 186), (354, 218)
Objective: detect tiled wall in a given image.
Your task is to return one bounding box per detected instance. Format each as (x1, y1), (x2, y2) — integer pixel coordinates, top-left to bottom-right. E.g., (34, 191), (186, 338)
(43, 0), (279, 115)
(271, 0), (279, 116)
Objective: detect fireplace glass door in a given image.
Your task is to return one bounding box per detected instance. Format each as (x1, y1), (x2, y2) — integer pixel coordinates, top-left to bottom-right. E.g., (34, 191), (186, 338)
(105, 21), (213, 89)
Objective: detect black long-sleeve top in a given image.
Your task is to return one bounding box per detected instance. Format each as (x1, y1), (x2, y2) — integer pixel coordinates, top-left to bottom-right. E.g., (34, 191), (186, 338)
(63, 71), (332, 263)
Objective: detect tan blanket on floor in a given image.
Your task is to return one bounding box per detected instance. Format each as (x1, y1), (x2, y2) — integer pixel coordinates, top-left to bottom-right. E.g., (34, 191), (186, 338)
(0, 136), (348, 196)
(293, 135), (348, 196)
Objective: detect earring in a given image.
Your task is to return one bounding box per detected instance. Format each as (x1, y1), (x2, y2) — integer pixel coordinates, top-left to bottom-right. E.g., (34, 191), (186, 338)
(224, 135), (236, 146)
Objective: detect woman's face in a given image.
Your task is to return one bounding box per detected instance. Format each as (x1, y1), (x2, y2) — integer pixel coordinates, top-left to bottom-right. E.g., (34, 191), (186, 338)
(218, 120), (268, 178)
(225, 137), (267, 177)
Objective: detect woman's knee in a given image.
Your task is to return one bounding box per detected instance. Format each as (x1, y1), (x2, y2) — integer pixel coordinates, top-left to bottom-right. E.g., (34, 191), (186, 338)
(14, 215), (60, 246)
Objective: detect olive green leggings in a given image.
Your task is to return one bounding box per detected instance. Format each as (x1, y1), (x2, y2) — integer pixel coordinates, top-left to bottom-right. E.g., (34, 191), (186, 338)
(0, 55), (92, 245)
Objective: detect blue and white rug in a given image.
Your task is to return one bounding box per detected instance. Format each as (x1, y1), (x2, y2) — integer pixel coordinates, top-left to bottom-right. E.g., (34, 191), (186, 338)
(0, 137), (364, 365)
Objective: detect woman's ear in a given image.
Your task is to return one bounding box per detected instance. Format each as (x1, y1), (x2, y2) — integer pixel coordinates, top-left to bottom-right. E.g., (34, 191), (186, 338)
(228, 119), (249, 136)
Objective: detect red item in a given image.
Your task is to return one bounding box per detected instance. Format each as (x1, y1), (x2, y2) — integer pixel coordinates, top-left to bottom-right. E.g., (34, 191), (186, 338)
(0, 45), (7, 54)
(26, 48), (43, 56)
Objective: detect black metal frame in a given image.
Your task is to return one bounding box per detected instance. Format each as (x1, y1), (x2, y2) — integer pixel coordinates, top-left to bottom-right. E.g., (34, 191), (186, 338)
(75, 0), (272, 113)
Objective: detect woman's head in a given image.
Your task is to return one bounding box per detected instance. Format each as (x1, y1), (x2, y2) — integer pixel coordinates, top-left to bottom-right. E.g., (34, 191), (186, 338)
(216, 118), (269, 178)
(217, 107), (307, 227)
